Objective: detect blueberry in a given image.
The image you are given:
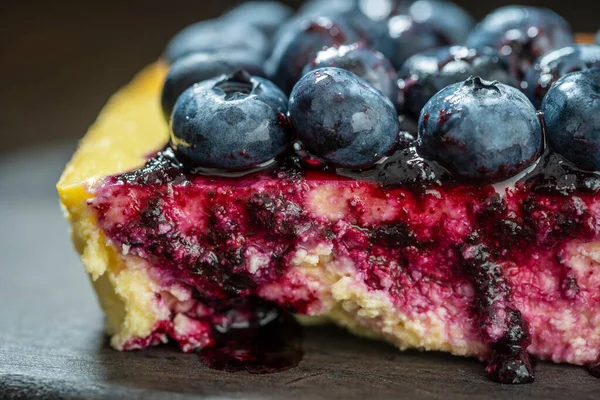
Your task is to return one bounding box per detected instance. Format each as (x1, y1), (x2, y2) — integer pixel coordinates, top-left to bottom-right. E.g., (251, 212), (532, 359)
(357, 0), (413, 21)
(398, 46), (517, 121)
(405, 1), (475, 45)
(298, 0), (358, 16)
(303, 44), (398, 106)
(298, 1), (423, 67)
(418, 77), (543, 183)
(334, 10), (387, 51)
(353, 1), (474, 69)
(222, 1), (294, 36)
(525, 44), (600, 108)
(266, 16), (360, 93)
(375, 15), (453, 69)
(298, 3), (389, 57)
(161, 52), (266, 119)
(289, 67), (400, 168)
(466, 6), (573, 83)
(170, 71), (290, 170)
(542, 70), (600, 171)
(164, 19), (270, 63)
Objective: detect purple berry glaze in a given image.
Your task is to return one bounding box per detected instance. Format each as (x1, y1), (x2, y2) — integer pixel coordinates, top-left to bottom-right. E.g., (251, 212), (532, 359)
(198, 297), (303, 373)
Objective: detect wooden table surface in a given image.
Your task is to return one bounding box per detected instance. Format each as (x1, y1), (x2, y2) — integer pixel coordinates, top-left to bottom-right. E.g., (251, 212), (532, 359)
(0, 146), (599, 399)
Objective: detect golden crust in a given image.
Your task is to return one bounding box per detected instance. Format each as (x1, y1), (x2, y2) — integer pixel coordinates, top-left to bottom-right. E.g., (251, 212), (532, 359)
(58, 63), (171, 347)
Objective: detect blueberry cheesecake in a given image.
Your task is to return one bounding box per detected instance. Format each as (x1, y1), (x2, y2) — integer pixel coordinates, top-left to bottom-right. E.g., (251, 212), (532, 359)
(58, 1), (600, 383)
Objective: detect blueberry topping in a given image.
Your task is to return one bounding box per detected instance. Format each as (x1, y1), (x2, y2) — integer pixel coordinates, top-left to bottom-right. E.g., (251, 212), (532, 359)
(349, 1), (472, 70)
(466, 6), (573, 83)
(525, 44), (600, 108)
(397, 130), (417, 149)
(376, 15), (453, 69)
(161, 52), (266, 120)
(404, 0), (475, 45)
(418, 77), (543, 183)
(222, 1), (294, 36)
(266, 16), (360, 93)
(357, 0), (412, 21)
(334, 10), (388, 53)
(339, 145), (452, 189)
(298, 2), (390, 59)
(170, 71), (291, 170)
(299, 2), (472, 72)
(542, 70), (600, 171)
(520, 151), (600, 196)
(289, 68), (400, 169)
(298, 0), (357, 17)
(398, 46), (517, 121)
(164, 20), (270, 63)
(303, 44), (398, 106)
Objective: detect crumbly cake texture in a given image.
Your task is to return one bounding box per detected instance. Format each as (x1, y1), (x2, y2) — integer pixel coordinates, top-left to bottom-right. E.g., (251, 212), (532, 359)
(57, 62), (600, 366)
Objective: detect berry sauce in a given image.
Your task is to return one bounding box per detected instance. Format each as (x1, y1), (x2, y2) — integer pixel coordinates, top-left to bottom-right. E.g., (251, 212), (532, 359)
(198, 297), (303, 373)
(460, 240), (534, 384)
(588, 359), (600, 378)
(90, 145), (600, 382)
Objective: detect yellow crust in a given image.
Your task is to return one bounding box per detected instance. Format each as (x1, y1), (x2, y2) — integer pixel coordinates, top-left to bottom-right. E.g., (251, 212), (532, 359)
(57, 63), (171, 347)
(58, 62), (169, 192)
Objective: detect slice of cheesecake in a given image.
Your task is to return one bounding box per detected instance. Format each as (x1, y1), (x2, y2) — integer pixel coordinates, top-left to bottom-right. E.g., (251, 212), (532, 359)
(58, 62), (600, 383)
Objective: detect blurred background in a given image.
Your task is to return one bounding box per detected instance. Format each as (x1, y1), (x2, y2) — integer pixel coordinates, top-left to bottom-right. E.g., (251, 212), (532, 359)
(0, 0), (598, 153)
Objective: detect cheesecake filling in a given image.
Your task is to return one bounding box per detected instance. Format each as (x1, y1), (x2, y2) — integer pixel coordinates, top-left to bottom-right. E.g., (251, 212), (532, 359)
(87, 147), (600, 381)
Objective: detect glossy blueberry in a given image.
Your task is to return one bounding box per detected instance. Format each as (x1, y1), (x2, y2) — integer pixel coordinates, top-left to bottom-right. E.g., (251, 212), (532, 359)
(375, 15), (454, 69)
(303, 44), (398, 105)
(298, 0), (358, 16)
(405, 1), (475, 44)
(352, 1), (473, 69)
(222, 1), (293, 36)
(298, 1), (406, 64)
(164, 20), (270, 63)
(418, 77), (543, 183)
(289, 68), (400, 168)
(542, 70), (600, 171)
(171, 71), (290, 170)
(298, 1), (387, 49)
(161, 52), (266, 119)
(266, 16), (360, 93)
(398, 46), (517, 121)
(525, 44), (600, 108)
(466, 6), (573, 83)
(357, 0), (414, 21)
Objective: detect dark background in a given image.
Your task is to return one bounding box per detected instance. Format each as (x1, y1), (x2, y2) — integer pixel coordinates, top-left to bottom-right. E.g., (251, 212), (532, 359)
(0, 0), (597, 153)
